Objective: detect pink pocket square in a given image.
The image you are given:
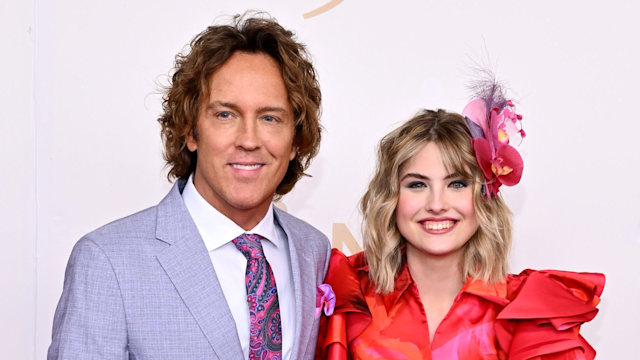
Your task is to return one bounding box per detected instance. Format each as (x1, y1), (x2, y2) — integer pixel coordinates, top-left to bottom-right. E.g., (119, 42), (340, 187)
(315, 284), (335, 318)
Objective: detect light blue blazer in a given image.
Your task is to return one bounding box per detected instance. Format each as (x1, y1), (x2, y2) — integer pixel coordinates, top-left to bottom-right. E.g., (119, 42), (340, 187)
(48, 179), (331, 359)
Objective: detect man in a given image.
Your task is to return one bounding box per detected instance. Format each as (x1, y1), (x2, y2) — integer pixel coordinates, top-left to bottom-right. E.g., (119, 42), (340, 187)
(49, 13), (330, 360)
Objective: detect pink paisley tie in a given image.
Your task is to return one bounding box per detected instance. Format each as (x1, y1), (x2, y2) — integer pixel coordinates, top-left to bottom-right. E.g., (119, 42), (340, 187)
(232, 233), (282, 360)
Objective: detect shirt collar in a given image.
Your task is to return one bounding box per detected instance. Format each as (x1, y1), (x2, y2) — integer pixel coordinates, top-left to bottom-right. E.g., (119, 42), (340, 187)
(182, 173), (280, 251)
(384, 255), (414, 313)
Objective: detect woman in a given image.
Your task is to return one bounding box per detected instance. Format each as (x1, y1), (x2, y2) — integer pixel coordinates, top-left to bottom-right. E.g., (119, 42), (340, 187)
(315, 88), (604, 359)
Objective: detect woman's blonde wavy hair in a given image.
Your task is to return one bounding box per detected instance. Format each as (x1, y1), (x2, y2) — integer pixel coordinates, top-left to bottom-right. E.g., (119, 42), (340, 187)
(361, 109), (512, 293)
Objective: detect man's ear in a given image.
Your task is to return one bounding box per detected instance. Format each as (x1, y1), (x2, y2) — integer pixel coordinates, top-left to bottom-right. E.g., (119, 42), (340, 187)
(186, 130), (198, 152)
(289, 146), (298, 161)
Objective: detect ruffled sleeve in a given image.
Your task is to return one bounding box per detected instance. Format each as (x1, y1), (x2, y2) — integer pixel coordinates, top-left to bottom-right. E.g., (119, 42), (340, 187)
(315, 249), (371, 360)
(495, 269), (605, 360)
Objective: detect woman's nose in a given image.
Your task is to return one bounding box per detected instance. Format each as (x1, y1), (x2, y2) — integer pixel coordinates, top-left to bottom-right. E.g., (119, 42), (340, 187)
(426, 189), (447, 214)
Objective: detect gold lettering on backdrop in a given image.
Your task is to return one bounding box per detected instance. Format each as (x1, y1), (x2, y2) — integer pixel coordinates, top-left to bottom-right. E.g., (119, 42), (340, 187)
(303, 0), (344, 19)
(332, 223), (362, 254)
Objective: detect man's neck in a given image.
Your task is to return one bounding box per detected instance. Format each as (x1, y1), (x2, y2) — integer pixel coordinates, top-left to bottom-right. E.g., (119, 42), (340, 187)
(222, 204), (271, 231)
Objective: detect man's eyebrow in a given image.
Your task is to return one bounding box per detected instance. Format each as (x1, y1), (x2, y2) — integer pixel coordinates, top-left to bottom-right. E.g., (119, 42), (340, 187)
(204, 102), (289, 114)
(256, 106), (288, 114)
(205, 101), (241, 112)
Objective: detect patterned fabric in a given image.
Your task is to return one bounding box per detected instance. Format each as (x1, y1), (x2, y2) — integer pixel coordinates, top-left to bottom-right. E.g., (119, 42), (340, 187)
(233, 233), (282, 360)
(316, 249), (605, 360)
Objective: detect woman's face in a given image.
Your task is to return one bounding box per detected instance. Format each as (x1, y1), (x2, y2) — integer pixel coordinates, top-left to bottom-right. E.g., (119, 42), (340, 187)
(396, 142), (479, 261)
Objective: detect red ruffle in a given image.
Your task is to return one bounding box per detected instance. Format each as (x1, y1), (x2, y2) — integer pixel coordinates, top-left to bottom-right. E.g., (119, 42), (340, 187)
(494, 269), (605, 360)
(315, 249), (371, 360)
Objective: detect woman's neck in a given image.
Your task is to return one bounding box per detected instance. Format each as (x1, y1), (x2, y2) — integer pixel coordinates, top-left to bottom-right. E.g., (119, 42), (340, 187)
(406, 246), (464, 292)
(406, 246), (465, 344)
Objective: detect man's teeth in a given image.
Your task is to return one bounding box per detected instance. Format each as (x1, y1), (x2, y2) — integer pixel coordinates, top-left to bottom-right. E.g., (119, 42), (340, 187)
(232, 164), (262, 170)
(424, 221), (454, 230)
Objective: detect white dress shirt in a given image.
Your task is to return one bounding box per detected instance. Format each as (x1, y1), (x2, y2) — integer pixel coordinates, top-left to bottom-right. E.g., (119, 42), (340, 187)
(182, 175), (295, 359)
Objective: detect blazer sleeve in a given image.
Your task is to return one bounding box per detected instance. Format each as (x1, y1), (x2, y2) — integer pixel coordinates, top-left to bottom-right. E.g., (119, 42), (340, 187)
(48, 237), (128, 359)
(323, 236), (332, 277)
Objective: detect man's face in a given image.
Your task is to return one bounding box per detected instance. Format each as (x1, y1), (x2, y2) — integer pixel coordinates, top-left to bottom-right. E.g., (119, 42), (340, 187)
(186, 51), (296, 229)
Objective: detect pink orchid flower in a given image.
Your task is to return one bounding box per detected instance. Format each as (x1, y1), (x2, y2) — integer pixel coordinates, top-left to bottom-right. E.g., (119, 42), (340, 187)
(473, 138), (524, 197)
(463, 99), (525, 198)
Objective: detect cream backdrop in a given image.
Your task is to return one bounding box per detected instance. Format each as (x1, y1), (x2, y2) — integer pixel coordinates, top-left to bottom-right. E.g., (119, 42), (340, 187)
(2, 0), (639, 358)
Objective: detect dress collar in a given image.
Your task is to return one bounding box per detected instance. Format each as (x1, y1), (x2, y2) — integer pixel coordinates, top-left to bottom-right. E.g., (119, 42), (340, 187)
(383, 255), (414, 313)
(383, 254), (510, 312)
(461, 277), (509, 306)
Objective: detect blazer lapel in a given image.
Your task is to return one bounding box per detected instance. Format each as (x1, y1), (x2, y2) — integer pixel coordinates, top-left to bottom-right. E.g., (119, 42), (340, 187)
(275, 208), (316, 359)
(155, 181), (244, 360)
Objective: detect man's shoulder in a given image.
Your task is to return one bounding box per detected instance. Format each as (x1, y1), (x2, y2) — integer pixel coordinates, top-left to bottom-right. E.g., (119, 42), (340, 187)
(81, 205), (159, 248)
(80, 181), (185, 249)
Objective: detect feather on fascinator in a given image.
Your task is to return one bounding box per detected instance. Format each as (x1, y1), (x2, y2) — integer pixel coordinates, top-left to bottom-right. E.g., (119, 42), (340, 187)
(462, 73), (525, 198)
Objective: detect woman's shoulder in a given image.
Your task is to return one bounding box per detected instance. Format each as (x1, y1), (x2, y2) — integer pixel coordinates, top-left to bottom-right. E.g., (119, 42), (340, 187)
(495, 269), (605, 360)
(323, 249), (370, 310)
(504, 269), (605, 311)
(326, 248), (368, 271)
(324, 249), (370, 289)
(316, 249), (373, 359)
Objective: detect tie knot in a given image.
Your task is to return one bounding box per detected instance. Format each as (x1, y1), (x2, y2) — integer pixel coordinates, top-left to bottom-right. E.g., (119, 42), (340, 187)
(232, 233), (266, 260)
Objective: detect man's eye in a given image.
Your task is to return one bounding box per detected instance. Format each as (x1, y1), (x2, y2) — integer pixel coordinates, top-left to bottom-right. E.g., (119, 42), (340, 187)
(449, 180), (468, 189)
(217, 111), (231, 119)
(263, 115), (277, 122)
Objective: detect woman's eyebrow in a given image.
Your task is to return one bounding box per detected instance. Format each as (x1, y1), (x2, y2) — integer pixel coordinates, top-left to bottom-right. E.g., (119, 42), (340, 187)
(444, 172), (463, 180)
(400, 172), (428, 181)
(400, 172), (462, 181)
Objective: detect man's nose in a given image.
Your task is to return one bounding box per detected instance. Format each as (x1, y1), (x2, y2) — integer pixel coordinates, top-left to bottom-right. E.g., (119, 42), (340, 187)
(235, 118), (259, 151)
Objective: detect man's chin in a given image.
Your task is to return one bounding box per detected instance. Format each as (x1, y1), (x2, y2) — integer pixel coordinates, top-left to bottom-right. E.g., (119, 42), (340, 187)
(224, 193), (274, 212)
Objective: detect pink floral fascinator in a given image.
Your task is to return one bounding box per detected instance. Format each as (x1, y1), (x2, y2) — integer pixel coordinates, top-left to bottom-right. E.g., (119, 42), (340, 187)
(462, 74), (525, 198)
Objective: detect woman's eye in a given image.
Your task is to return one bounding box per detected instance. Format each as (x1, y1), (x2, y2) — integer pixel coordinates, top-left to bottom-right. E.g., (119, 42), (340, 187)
(407, 181), (426, 189)
(449, 180), (468, 189)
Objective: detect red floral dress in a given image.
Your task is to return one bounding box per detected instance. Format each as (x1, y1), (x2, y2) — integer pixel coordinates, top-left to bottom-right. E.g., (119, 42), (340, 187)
(316, 249), (604, 360)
